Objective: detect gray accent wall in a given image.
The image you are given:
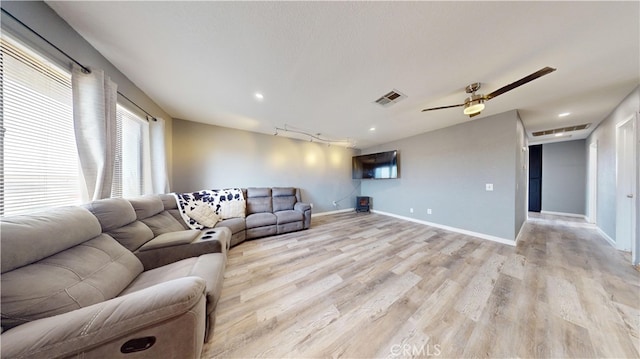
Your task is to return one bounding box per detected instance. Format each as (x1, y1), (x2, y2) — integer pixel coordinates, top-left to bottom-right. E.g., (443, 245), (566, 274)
(541, 140), (587, 215)
(361, 110), (524, 241)
(172, 119), (358, 214)
(586, 86), (639, 243)
(1, 1), (174, 183)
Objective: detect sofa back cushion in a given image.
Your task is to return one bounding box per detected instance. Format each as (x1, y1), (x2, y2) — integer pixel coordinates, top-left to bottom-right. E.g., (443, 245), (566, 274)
(130, 195), (186, 236)
(272, 187), (298, 212)
(159, 193), (178, 210)
(1, 233), (143, 330)
(141, 212), (187, 236)
(246, 187), (272, 214)
(159, 194), (190, 229)
(84, 198), (136, 231)
(84, 198), (155, 251)
(106, 221), (155, 251)
(129, 195), (165, 220)
(1, 207), (102, 273)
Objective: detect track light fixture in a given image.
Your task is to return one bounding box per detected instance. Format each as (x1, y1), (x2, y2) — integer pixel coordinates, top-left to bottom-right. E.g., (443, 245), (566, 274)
(273, 124), (355, 148)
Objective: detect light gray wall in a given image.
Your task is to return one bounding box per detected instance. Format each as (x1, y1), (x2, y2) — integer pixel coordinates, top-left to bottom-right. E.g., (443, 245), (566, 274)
(541, 140), (587, 215)
(0, 1), (174, 184)
(586, 86), (640, 242)
(172, 119), (358, 213)
(360, 110), (521, 241)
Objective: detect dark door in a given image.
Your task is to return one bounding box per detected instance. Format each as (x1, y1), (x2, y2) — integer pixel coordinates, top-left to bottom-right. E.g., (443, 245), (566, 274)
(528, 145), (542, 212)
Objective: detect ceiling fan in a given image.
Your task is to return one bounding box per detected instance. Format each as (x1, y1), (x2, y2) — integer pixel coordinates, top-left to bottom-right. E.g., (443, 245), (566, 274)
(421, 66), (556, 118)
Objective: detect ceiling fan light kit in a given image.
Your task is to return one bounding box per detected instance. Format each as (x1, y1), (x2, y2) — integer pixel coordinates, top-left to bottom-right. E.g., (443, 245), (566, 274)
(463, 96), (485, 117)
(422, 67), (557, 118)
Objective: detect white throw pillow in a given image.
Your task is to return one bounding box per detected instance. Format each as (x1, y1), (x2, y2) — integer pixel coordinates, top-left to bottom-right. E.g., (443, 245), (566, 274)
(219, 199), (246, 219)
(187, 204), (220, 227)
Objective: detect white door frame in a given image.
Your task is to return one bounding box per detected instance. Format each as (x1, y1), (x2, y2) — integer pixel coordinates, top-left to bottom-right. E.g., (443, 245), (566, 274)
(588, 142), (598, 224)
(615, 113), (638, 263)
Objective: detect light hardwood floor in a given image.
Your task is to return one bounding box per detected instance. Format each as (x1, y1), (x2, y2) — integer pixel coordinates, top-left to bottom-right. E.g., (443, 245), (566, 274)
(203, 212), (639, 358)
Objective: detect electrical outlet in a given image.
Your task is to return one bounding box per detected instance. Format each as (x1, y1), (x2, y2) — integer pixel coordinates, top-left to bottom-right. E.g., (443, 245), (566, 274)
(410, 208), (414, 213)
(486, 183), (494, 191)
(427, 208), (432, 215)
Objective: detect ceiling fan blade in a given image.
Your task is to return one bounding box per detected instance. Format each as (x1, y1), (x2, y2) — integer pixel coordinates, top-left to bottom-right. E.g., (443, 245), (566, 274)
(485, 66), (556, 100)
(421, 103), (464, 112)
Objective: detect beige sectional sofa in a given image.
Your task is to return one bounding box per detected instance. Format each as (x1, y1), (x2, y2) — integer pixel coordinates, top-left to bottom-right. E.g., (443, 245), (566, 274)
(0, 187), (310, 359)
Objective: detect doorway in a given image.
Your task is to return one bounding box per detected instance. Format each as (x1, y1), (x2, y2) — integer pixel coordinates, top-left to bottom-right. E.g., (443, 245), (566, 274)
(528, 145), (542, 212)
(615, 114), (637, 262)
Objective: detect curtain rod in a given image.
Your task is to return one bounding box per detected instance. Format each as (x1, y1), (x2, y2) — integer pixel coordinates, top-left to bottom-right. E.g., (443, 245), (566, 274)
(1, 7), (155, 119)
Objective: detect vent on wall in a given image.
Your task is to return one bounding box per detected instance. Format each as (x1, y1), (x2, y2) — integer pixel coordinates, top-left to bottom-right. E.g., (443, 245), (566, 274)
(532, 123), (591, 137)
(374, 89), (406, 107)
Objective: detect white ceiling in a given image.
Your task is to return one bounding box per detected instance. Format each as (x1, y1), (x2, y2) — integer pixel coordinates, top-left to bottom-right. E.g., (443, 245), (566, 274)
(47, 1), (639, 149)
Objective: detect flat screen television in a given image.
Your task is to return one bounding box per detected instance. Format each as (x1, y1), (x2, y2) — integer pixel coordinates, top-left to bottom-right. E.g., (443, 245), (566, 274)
(352, 150), (398, 179)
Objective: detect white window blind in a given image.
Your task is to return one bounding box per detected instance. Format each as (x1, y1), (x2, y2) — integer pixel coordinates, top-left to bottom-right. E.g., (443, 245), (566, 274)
(0, 35), (80, 216)
(112, 104), (148, 198)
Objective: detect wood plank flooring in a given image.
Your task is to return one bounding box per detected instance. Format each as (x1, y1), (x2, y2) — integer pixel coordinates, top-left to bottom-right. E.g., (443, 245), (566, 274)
(203, 212), (640, 358)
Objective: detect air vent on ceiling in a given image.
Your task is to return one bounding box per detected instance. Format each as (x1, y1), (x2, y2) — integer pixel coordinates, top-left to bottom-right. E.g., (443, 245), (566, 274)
(374, 89), (406, 107)
(532, 123), (591, 137)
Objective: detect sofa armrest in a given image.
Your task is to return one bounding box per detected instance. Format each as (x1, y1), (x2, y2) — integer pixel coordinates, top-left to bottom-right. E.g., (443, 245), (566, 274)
(1, 277), (206, 359)
(135, 228), (231, 270)
(294, 202), (311, 212)
(294, 202), (312, 229)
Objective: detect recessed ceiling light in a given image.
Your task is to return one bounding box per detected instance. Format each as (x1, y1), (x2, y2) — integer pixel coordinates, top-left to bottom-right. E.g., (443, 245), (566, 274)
(558, 112), (570, 117)
(369, 127), (376, 131)
(554, 132), (565, 137)
(255, 93), (264, 100)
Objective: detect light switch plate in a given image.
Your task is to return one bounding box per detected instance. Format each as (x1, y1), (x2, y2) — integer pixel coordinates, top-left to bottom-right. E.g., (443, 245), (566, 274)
(486, 183), (494, 191)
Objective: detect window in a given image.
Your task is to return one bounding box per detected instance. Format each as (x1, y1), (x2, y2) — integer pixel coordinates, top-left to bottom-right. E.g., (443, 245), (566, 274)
(112, 104), (149, 198)
(0, 35), (80, 216)
(1, 35), (151, 216)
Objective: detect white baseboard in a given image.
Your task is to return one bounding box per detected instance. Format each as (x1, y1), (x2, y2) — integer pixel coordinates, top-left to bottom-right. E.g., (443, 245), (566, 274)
(515, 221), (527, 245)
(312, 208), (355, 218)
(596, 227), (616, 247)
(371, 210), (516, 247)
(540, 210), (587, 220)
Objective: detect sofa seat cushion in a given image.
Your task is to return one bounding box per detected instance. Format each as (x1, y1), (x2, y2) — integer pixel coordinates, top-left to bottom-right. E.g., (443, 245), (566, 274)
(120, 253), (226, 313)
(138, 230), (201, 252)
(246, 212), (277, 229)
(215, 217), (245, 234)
(275, 210), (303, 225)
(1, 234), (143, 330)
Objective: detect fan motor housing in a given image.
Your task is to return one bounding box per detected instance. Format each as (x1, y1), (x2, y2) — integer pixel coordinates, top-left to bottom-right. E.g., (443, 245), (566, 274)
(465, 82), (481, 93)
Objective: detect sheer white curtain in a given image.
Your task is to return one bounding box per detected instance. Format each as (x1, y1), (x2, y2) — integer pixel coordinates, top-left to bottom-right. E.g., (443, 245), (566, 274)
(149, 117), (170, 194)
(72, 65), (117, 201)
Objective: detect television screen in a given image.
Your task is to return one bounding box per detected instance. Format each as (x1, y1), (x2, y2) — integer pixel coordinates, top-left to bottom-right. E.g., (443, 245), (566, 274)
(352, 150), (398, 179)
